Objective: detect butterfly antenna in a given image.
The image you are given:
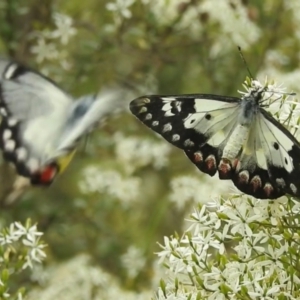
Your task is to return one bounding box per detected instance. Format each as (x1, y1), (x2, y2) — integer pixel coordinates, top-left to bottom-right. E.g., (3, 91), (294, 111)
(238, 46), (254, 79)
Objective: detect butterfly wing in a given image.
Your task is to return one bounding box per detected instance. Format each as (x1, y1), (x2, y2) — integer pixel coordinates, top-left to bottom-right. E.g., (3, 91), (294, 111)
(0, 59), (73, 183)
(55, 87), (128, 155)
(257, 110), (300, 197)
(130, 94), (241, 175)
(228, 110), (300, 199)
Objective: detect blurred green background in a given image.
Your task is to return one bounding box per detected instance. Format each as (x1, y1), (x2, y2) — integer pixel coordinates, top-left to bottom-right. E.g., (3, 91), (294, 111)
(0, 0), (300, 298)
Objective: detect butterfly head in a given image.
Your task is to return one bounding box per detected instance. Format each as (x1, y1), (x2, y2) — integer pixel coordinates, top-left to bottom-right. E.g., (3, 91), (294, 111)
(239, 78), (295, 110)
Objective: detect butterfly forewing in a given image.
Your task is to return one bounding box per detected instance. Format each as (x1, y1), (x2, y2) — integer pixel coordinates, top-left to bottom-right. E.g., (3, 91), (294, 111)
(130, 94), (240, 151)
(130, 94), (243, 178)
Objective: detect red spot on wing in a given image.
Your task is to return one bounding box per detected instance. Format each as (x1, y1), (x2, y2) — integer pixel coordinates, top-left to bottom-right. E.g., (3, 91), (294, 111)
(31, 162), (59, 185)
(218, 158), (232, 179)
(263, 183), (274, 197)
(205, 155), (216, 171)
(238, 171), (249, 184)
(193, 151), (203, 163)
(250, 175), (262, 192)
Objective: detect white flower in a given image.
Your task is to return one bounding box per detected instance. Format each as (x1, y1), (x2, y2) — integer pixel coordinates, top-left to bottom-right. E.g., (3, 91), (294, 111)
(79, 166), (141, 204)
(0, 224), (16, 245)
(22, 234), (47, 269)
(14, 222), (43, 241)
(30, 38), (58, 63)
(121, 246), (146, 278)
(214, 223), (233, 254)
(233, 238), (252, 260)
(106, 0), (135, 19)
(157, 236), (180, 264)
(191, 231), (220, 252)
(263, 244), (287, 271)
(200, 0), (260, 55)
(169, 175), (230, 209)
(226, 201), (261, 236)
(247, 281), (281, 299)
(114, 134), (171, 174)
(52, 13), (77, 44)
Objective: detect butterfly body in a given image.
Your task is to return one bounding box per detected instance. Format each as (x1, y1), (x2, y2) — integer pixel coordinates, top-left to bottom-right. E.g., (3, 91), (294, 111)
(0, 59), (124, 185)
(130, 83), (300, 199)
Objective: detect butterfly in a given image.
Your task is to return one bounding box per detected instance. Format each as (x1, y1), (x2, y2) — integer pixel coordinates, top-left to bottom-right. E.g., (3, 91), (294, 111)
(0, 59), (124, 185)
(129, 80), (300, 199)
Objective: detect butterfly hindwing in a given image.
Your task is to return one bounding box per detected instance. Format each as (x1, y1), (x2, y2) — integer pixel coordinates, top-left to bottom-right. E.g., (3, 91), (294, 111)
(256, 110), (300, 197)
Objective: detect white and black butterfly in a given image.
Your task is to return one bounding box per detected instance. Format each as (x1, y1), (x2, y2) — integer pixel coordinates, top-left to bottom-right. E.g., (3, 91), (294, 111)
(0, 59), (125, 185)
(130, 81), (300, 199)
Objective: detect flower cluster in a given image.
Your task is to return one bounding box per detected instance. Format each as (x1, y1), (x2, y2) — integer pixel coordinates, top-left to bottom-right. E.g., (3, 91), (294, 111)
(169, 175), (231, 210)
(155, 196), (300, 299)
(0, 220), (46, 299)
(79, 165), (141, 205)
(106, 0), (135, 20)
(121, 246), (146, 278)
(30, 13), (77, 73)
(27, 254), (152, 300)
(114, 133), (172, 174)
(240, 78), (300, 135)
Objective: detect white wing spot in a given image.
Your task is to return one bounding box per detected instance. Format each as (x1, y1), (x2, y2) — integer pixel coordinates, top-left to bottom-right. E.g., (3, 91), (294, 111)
(184, 139), (194, 147)
(175, 101), (182, 112)
(16, 147), (28, 161)
(275, 178), (285, 188)
(3, 129), (12, 140)
(163, 123), (172, 132)
(290, 183), (297, 194)
(139, 107), (147, 113)
(4, 139), (16, 151)
(4, 63), (18, 79)
(164, 111), (175, 117)
(172, 134), (180, 142)
(8, 118), (18, 127)
(162, 102), (172, 112)
(27, 158), (39, 173)
(0, 108), (7, 117)
(152, 121), (159, 127)
(161, 97), (176, 101)
(145, 113), (152, 120)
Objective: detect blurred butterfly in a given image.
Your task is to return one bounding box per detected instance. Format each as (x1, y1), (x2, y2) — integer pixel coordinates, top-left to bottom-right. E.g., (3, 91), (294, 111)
(0, 59), (124, 185)
(130, 80), (300, 199)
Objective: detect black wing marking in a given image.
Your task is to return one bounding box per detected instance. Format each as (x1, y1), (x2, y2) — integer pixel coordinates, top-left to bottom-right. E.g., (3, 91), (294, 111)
(257, 110), (300, 197)
(228, 118), (283, 199)
(130, 95), (240, 177)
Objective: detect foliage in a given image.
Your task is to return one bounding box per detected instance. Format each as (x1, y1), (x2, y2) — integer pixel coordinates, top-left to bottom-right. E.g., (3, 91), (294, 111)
(0, 0), (300, 299)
